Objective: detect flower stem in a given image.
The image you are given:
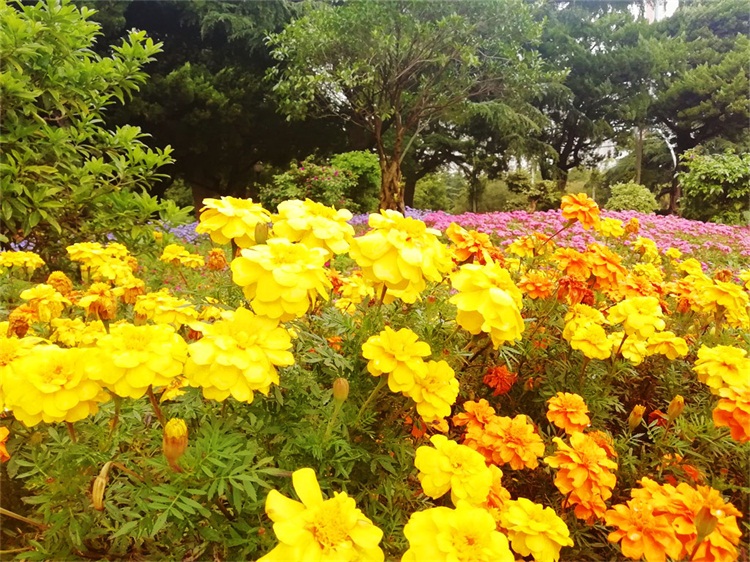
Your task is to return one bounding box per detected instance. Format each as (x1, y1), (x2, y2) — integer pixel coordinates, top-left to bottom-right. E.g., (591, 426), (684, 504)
(0, 507), (47, 530)
(355, 376), (387, 427)
(324, 400), (344, 441)
(147, 385), (167, 427)
(66, 422), (77, 443)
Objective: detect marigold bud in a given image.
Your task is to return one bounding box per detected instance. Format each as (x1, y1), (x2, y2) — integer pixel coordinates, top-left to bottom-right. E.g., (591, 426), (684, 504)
(163, 418), (188, 471)
(667, 395), (685, 421)
(92, 461), (112, 511)
(628, 404), (646, 431)
(694, 506), (719, 542)
(332, 378), (349, 402)
(254, 222), (269, 245)
(207, 248), (228, 271)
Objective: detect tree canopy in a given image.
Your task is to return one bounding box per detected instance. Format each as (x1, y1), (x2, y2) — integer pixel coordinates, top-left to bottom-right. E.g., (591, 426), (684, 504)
(267, 0), (547, 211)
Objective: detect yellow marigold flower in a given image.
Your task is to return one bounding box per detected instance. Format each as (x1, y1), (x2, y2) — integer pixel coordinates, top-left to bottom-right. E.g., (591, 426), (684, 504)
(77, 282), (121, 321)
(607, 296), (665, 339)
(260, 468), (384, 562)
(498, 498), (574, 562)
(645, 331), (688, 360)
(0, 334), (44, 408)
(625, 478), (742, 562)
(696, 279), (750, 329)
(134, 289), (200, 327)
(415, 435), (492, 506)
(349, 210), (452, 303)
(196, 196), (272, 248)
(119, 277), (146, 305)
(693, 345), (750, 391)
(50, 318), (106, 347)
(7, 305), (36, 338)
(561, 192), (600, 230)
(334, 271), (375, 312)
(546, 392), (590, 434)
(407, 360), (459, 424)
(0, 250), (45, 273)
(634, 236), (660, 262)
(553, 247), (591, 280)
(272, 199), (354, 257)
(739, 269), (750, 290)
(361, 326), (431, 394)
(231, 237), (331, 321)
(605, 499), (683, 562)
(468, 414), (545, 470)
(160, 243), (189, 264)
(596, 217), (625, 238)
(185, 307), (294, 402)
(544, 432), (618, 522)
(678, 258), (704, 276)
(89, 323), (188, 398)
(445, 222), (504, 265)
(586, 243), (626, 290)
(632, 262), (664, 284)
(20, 284), (70, 322)
(450, 262), (524, 349)
(403, 502), (513, 562)
(563, 304), (607, 339)
(712, 385), (750, 442)
(569, 323), (613, 360)
(518, 271), (555, 299)
(5, 346), (107, 426)
(89, 256), (138, 286)
(206, 248), (228, 271)
(506, 234), (537, 258)
(608, 331), (648, 365)
(0, 427), (9, 462)
(46, 271), (74, 295)
(665, 247), (682, 260)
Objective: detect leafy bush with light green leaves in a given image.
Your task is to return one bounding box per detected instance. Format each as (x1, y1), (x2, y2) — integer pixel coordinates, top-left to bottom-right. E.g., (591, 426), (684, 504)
(604, 182), (659, 213)
(330, 151), (381, 213)
(679, 149), (750, 224)
(0, 0), (175, 262)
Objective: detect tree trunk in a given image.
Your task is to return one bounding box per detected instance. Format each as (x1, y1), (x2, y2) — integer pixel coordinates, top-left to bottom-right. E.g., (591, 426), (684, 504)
(379, 158), (405, 212)
(403, 173), (417, 209)
(634, 127), (643, 185)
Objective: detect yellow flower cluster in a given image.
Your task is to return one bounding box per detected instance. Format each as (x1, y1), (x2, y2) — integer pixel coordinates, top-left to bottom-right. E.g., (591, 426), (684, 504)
(231, 237), (331, 321)
(349, 210), (452, 303)
(449, 262), (524, 348)
(134, 289), (199, 327)
(498, 498), (574, 562)
(159, 243), (205, 268)
(185, 308), (294, 402)
(88, 323), (188, 399)
(272, 198), (354, 257)
(0, 250), (45, 273)
(195, 196), (271, 247)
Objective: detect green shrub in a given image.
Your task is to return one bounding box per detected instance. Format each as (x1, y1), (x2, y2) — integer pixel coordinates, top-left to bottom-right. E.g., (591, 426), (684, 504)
(0, 0), (175, 263)
(329, 151), (380, 213)
(604, 182), (659, 213)
(679, 149), (750, 224)
(258, 158), (356, 212)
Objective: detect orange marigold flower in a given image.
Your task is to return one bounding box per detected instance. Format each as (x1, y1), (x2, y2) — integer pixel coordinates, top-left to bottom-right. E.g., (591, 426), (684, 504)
(46, 271), (74, 296)
(452, 399), (496, 431)
(587, 430), (617, 458)
(557, 276), (594, 306)
(483, 365), (518, 396)
(518, 271), (555, 299)
(206, 248), (228, 271)
(553, 248), (591, 280)
(546, 392), (591, 434)
(467, 414), (545, 470)
(630, 478), (742, 562)
(445, 222), (503, 265)
(712, 385), (750, 443)
(544, 432), (618, 522)
(586, 244), (626, 291)
(605, 499), (682, 562)
(8, 305), (36, 338)
(561, 193), (600, 230)
(624, 217), (640, 235)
